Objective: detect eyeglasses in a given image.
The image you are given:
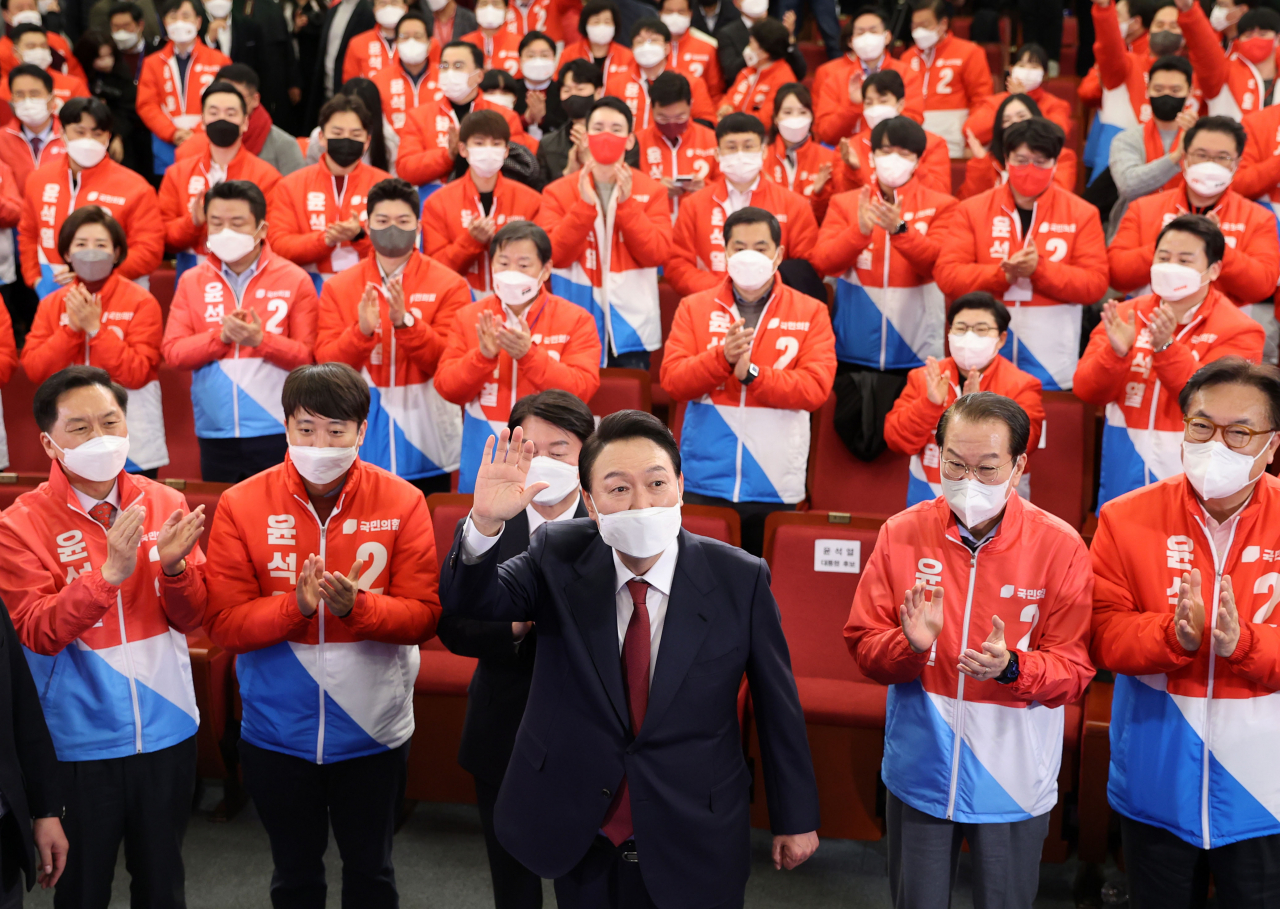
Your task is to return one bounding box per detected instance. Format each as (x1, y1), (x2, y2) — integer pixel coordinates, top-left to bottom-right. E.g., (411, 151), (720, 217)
(940, 459), (1014, 483)
(1185, 149), (1237, 167)
(1183, 416), (1276, 450)
(949, 322), (999, 336)
(1006, 153), (1053, 169)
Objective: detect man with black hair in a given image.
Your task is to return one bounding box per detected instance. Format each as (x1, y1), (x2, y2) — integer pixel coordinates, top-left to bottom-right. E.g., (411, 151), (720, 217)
(1090, 355), (1280, 908)
(18, 96), (163, 299)
(714, 3), (805, 86)
(963, 42), (1076, 144)
(517, 30), (556, 138)
(201, 0), (266, 85)
(0, 25), (88, 126)
(437, 388), (595, 909)
(163, 180), (319, 483)
(836, 69), (951, 195)
(605, 18), (716, 130)
(0, 64), (65, 194)
(847, 389), (1093, 909)
(536, 58), (617, 182)
(424, 109), (543, 296)
(718, 18), (795, 119)
(304, 0), (375, 127)
(204, 360), (441, 909)
(559, 0), (632, 74)
(635, 69), (719, 210)
(1178, 0), (1280, 116)
(0, 0), (81, 78)
(0, 364), (207, 909)
(1110, 115), (1280, 359)
(342, 0), (411, 83)
(316, 177), (469, 494)
(666, 111), (817, 298)
(663, 204), (835, 554)
(660, 0), (725, 99)
(935, 117), (1108, 392)
(460, 0), (523, 75)
(535, 96), (671, 370)
(159, 80), (282, 279)
(901, 0), (993, 155)
(441, 407), (821, 907)
(372, 11), (441, 134)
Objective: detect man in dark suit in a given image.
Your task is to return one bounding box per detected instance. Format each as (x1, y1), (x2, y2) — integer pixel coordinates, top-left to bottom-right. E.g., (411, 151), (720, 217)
(0, 603), (66, 906)
(304, 0), (374, 128)
(715, 3), (806, 85)
(437, 390), (597, 909)
(440, 410), (820, 909)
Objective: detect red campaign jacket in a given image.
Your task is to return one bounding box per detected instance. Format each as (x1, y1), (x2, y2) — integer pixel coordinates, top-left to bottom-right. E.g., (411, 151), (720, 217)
(665, 176), (818, 298)
(763, 134), (841, 223)
(18, 156), (164, 285)
(136, 41), (233, 144)
(506, 0), (564, 42)
(1092, 3), (1204, 127)
(0, 121), (64, 198)
(421, 171), (542, 296)
(460, 28), (524, 77)
(0, 32), (82, 81)
(0, 158), (20, 229)
(635, 121), (720, 186)
(557, 39), (633, 77)
(372, 56), (442, 134)
(604, 62), (717, 131)
(841, 126), (952, 197)
(0, 69), (88, 130)
(723, 58), (796, 121)
(266, 160), (391, 273)
(1179, 1), (1271, 118)
(812, 53), (925, 145)
(20, 273), (161, 388)
(396, 97), (535, 186)
(158, 145), (282, 254)
(1234, 104), (1280, 204)
(342, 27), (398, 84)
(668, 29), (724, 101)
(901, 32), (993, 112)
(957, 148), (1078, 201)
(964, 87), (1075, 145)
(1108, 186), (1280, 304)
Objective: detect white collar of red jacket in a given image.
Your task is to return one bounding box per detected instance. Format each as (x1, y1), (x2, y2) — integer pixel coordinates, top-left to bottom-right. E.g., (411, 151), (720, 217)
(46, 458), (143, 516)
(280, 449), (367, 503)
(932, 481), (1026, 549)
(1178, 471), (1278, 529)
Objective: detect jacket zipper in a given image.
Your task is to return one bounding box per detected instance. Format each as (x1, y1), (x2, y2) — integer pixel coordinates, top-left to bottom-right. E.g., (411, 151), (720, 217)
(388, 315), (397, 475)
(732, 291), (776, 503)
(945, 534), (989, 820)
(1193, 513), (1237, 849)
(293, 490), (347, 764)
(880, 231), (891, 370)
(1141, 316), (1201, 485)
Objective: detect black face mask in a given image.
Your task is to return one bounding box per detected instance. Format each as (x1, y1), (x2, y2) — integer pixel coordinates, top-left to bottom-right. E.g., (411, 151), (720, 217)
(205, 118), (241, 148)
(325, 137), (365, 167)
(1148, 29), (1183, 56)
(370, 224), (417, 258)
(1149, 93), (1186, 122)
(562, 94), (593, 122)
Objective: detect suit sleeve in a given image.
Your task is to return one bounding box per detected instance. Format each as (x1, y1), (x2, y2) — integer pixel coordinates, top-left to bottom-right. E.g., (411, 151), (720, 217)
(88, 294), (162, 389)
(744, 558), (821, 835)
(1089, 505), (1198, 675)
(883, 367), (947, 456)
(516, 309), (602, 399)
(1178, 3), (1228, 104)
(255, 276), (319, 370)
(612, 184), (671, 268)
(844, 524), (931, 684)
(659, 297), (734, 401)
(751, 303), (836, 412)
(1107, 201), (1155, 293)
(1216, 210), (1280, 304)
(267, 180), (331, 266)
(314, 282), (377, 367)
(438, 521), (545, 623)
(162, 274), (233, 369)
(665, 199), (721, 297)
(3, 604), (61, 819)
(932, 206), (1011, 297)
(436, 612), (522, 659)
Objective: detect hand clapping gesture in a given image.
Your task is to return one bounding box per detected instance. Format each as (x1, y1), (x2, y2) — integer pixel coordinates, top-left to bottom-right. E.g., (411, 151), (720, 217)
(923, 356), (950, 405)
(1147, 302), (1178, 352)
(722, 317), (755, 365)
(476, 310), (501, 358)
(101, 505), (146, 587)
(959, 616), (1011, 681)
(321, 559), (364, 617)
(64, 284), (102, 335)
(1174, 568), (1206, 652)
(156, 506), (205, 577)
(901, 582), (945, 654)
(495, 314), (533, 360)
(1101, 299), (1137, 358)
(357, 285), (381, 338)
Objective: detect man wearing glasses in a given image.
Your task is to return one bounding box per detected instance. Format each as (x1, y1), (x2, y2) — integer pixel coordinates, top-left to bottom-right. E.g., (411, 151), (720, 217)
(1091, 356), (1280, 907)
(845, 390), (1095, 909)
(1077, 215), (1265, 507)
(885, 291), (1046, 508)
(1109, 116), (1280, 362)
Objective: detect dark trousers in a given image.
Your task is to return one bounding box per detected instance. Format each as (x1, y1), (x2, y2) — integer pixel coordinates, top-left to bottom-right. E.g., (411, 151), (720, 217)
(409, 474), (453, 497)
(198, 434), (289, 483)
(474, 776), (542, 909)
(607, 351), (650, 370)
(54, 735), (197, 909)
(1122, 815), (1280, 909)
(682, 492), (796, 556)
(0, 814), (27, 909)
(239, 740), (409, 909)
(555, 837), (744, 909)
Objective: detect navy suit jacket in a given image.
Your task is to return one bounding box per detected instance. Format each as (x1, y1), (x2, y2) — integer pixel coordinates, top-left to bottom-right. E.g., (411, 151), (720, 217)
(439, 519), (820, 907)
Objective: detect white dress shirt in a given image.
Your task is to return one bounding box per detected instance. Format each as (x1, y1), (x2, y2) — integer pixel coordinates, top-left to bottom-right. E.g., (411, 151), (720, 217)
(526, 491), (579, 536)
(72, 480), (122, 516)
(461, 510), (678, 684)
(724, 176), (760, 215)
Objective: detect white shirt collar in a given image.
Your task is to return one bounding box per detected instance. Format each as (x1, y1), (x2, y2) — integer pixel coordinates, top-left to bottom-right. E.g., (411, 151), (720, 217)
(71, 479), (122, 515)
(22, 121), (53, 143)
(526, 491), (579, 536)
(611, 540), (678, 599)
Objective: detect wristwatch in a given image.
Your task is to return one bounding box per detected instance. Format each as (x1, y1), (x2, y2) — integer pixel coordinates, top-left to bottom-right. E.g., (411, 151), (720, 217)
(995, 649), (1020, 685)
(1153, 337), (1173, 354)
(740, 363), (760, 385)
(396, 312), (415, 328)
(893, 219), (908, 235)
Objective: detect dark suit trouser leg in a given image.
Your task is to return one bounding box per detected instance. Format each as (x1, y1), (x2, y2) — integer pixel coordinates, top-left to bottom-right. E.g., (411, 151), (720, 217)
(474, 777), (543, 909)
(0, 815), (27, 909)
(554, 837), (659, 909)
(55, 735), (197, 909)
(1122, 815), (1280, 909)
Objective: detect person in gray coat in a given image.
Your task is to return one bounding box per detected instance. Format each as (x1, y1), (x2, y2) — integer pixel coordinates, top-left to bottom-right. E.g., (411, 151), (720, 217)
(217, 63), (307, 174)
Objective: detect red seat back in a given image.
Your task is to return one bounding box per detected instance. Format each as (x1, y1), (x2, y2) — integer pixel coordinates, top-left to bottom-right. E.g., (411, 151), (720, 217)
(427, 493), (474, 569)
(1029, 391), (1095, 531)
(589, 368), (652, 416)
(681, 504), (741, 547)
(764, 512), (882, 682)
(807, 394), (910, 518)
(164, 480), (231, 555)
(651, 282), (683, 415)
(0, 474), (45, 512)
(150, 269), (176, 323)
(157, 366), (202, 482)
(5, 371), (43, 473)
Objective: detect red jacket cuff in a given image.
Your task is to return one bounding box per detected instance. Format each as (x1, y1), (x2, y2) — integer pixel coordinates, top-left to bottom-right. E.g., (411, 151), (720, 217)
(1227, 621), (1255, 665)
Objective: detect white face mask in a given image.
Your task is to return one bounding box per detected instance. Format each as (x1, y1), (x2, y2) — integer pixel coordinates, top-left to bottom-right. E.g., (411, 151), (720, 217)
(740, 0), (768, 16)
(427, 0), (449, 11)
(1210, 4), (1231, 31)
(585, 23), (615, 44)
(1184, 161), (1234, 197)
(949, 331), (999, 373)
(10, 9), (41, 26)
(1010, 64), (1043, 91)
(50, 434), (131, 483)
(525, 455), (581, 505)
(521, 56), (555, 81)
(206, 0), (232, 17)
(1182, 437), (1272, 500)
(13, 97), (49, 126)
(911, 26), (940, 50)
(482, 91), (516, 109)
(20, 47), (52, 70)
(493, 269), (541, 307)
(112, 29), (140, 50)
(375, 4), (405, 28)
(776, 114), (811, 143)
(660, 12), (690, 35)
(633, 41), (666, 68)
(166, 20), (199, 44)
(851, 31), (887, 60)
(941, 472), (1012, 529)
(290, 444), (358, 485)
(476, 4), (507, 29)
(397, 37), (428, 65)
(862, 102), (898, 130)
(206, 227), (258, 263)
(439, 69), (474, 102)
(594, 502), (683, 558)
(718, 150), (763, 184)
(467, 143), (507, 177)
(727, 248), (775, 292)
(741, 44), (760, 68)
(1149, 262), (1208, 302)
(874, 151), (916, 188)
(65, 137), (107, 168)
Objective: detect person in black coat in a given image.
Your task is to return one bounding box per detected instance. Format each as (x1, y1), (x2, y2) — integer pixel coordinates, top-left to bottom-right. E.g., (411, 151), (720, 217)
(302, 0), (374, 129)
(437, 390), (597, 909)
(203, 6), (266, 85)
(0, 603), (67, 904)
(716, 8), (806, 85)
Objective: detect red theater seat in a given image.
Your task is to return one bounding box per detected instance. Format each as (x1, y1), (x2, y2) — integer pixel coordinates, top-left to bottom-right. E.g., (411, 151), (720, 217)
(162, 479), (231, 555)
(150, 269), (176, 323)
(1029, 391), (1096, 531)
(0, 473), (45, 511)
(5, 371), (44, 474)
(1078, 681), (1114, 864)
(651, 282), (683, 420)
(590, 368), (652, 416)
(680, 503), (741, 547)
(426, 493), (473, 569)
(749, 510), (887, 840)
(157, 366), (202, 482)
(951, 158), (966, 196)
(807, 393), (910, 517)
(186, 631), (233, 783)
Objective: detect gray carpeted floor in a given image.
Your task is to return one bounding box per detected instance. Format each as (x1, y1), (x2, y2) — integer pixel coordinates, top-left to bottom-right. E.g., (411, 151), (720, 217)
(21, 788), (1086, 908)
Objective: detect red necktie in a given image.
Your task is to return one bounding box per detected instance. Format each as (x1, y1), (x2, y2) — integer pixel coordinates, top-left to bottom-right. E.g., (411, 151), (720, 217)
(88, 501), (116, 529)
(30, 137), (41, 162)
(601, 579), (651, 846)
